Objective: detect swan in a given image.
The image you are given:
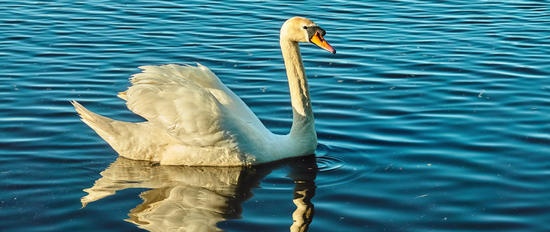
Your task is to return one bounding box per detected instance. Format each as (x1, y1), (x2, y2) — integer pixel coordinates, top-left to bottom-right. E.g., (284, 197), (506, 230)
(72, 16), (335, 166)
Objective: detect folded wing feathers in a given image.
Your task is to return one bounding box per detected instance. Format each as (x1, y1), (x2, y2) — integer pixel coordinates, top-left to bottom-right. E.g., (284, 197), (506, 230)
(120, 64), (233, 146)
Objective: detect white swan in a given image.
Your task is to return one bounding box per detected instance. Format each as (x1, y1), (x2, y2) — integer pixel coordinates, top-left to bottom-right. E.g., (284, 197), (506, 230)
(72, 16), (335, 166)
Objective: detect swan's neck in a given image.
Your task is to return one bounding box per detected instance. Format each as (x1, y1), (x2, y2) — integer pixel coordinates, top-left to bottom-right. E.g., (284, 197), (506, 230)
(280, 39), (316, 141)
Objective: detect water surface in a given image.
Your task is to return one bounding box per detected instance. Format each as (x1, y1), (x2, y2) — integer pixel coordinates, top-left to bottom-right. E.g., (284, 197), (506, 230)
(1, 1), (549, 231)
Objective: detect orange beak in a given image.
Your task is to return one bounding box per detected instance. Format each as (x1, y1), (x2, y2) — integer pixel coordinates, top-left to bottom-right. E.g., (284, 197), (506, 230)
(310, 31), (336, 54)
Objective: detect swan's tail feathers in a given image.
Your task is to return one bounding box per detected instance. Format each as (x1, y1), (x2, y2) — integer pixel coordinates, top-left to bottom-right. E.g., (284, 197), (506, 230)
(71, 101), (128, 152)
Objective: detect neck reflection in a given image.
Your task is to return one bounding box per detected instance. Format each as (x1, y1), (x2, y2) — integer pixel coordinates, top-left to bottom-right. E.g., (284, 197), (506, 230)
(82, 155), (318, 232)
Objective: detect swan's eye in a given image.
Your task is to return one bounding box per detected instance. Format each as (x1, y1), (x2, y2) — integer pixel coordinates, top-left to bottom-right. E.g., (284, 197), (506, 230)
(304, 26), (325, 39)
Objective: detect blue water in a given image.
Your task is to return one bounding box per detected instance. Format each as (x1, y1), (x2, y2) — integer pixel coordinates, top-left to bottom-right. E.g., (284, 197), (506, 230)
(1, 1), (549, 231)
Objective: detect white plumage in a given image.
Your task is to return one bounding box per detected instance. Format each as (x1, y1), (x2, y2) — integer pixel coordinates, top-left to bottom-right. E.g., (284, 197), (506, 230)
(72, 17), (335, 166)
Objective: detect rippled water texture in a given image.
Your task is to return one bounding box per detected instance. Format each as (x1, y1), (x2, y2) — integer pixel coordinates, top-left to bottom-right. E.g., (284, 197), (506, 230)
(1, 1), (549, 231)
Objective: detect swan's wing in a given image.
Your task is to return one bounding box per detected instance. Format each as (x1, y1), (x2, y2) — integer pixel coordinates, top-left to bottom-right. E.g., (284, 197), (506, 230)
(119, 64), (263, 145)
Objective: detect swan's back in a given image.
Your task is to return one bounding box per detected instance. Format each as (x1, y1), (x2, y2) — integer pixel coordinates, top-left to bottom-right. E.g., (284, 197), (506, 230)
(121, 64), (263, 130)
(74, 64), (270, 166)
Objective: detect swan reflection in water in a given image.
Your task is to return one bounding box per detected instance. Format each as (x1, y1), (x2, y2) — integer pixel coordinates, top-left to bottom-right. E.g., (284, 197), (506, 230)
(82, 155), (317, 232)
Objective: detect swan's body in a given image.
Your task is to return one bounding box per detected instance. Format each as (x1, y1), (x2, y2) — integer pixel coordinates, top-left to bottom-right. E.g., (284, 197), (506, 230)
(72, 17), (335, 166)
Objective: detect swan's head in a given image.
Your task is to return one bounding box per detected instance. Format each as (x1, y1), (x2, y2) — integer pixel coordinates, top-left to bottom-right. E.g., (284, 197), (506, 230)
(281, 17), (336, 54)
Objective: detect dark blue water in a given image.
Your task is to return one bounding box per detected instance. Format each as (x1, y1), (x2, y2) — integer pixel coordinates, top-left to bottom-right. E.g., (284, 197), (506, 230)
(1, 1), (549, 231)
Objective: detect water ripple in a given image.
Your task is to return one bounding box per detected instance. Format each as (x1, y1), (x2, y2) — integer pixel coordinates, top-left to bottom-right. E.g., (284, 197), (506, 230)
(314, 144), (368, 188)
(1, 0), (549, 231)
(316, 154), (344, 173)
